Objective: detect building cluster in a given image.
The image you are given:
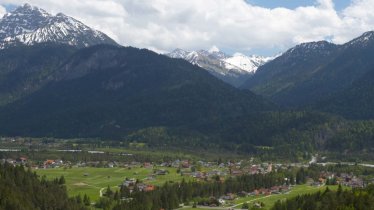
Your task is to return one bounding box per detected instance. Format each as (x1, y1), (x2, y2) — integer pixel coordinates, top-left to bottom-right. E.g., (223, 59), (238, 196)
(312, 172), (365, 188)
(1, 157), (28, 165)
(218, 185), (292, 204)
(121, 178), (155, 193)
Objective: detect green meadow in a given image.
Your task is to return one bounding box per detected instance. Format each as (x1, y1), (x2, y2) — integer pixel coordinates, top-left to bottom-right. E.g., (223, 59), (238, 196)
(35, 166), (187, 202)
(180, 185), (350, 210)
(233, 184), (350, 210)
(36, 166), (351, 209)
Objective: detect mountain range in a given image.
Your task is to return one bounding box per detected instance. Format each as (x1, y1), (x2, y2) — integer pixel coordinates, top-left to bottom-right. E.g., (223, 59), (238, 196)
(0, 4), (374, 157)
(167, 48), (274, 87)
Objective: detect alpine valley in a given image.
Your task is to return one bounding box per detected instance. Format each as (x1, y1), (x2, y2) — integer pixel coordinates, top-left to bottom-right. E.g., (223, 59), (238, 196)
(1, 3), (374, 210)
(0, 4), (373, 160)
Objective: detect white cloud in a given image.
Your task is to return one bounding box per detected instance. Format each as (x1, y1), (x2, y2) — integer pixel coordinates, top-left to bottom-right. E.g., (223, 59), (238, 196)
(1, 0), (374, 55)
(209, 46), (220, 53)
(0, 4), (5, 17)
(335, 0), (374, 43)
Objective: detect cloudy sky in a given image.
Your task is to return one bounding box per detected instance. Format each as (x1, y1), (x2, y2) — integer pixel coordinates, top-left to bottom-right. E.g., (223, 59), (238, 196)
(0, 0), (373, 56)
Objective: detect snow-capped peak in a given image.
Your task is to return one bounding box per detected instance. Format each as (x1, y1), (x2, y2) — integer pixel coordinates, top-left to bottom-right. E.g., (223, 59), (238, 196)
(199, 48), (227, 60)
(166, 48), (277, 86)
(168, 48), (190, 59)
(166, 47), (275, 87)
(360, 31), (374, 40)
(346, 31), (374, 47)
(223, 53), (274, 73)
(13, 3), (50, 17)
(167, 48), (276, 75)
(0, 4), (117, 49)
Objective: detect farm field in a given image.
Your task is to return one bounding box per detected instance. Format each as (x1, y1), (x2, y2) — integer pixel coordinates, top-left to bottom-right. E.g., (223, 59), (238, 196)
(245, 185), (325, 210)
(233, 184), (350, 210)
(35, 166), (187, 201)
(35, 165), (351, 209)
(180, 185), (351, 210)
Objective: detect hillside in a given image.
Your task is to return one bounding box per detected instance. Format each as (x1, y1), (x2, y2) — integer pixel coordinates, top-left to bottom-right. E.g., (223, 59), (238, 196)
(0, 44), (275, 141)
(243, 32), (374, 108)
(0, 45), (373, 156)
(0, 44), (77, 105)
(314, 69), (374, 120)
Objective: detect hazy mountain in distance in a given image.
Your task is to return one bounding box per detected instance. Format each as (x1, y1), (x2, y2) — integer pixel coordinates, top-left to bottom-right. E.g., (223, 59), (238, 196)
(167, 47), (275, 87)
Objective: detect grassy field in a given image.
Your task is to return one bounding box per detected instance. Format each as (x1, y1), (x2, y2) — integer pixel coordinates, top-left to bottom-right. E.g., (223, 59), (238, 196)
(233, 184), (349, 210)
(35, 166), (187, 202)
(180, 185), (350, 210)
(36, 165), (351, 209)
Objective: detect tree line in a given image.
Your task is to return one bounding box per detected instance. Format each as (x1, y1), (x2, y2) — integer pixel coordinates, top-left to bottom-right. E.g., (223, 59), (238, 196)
(272, 185), (374, 210)
(0, 163), (87, 210)
(95, 170), (300, 210)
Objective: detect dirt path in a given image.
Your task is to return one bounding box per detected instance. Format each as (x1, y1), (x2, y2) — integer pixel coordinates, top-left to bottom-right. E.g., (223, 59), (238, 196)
(99, 185), (120, 197)
(99, 187), (105, 197)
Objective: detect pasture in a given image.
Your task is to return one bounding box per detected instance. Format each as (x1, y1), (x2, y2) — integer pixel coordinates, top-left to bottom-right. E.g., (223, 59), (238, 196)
(35, 166), (185, 201)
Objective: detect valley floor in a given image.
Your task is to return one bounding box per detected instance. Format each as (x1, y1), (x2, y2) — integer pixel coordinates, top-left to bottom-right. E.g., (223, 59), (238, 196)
(35, 166), (186, 201)
(180, 185), (346, 210)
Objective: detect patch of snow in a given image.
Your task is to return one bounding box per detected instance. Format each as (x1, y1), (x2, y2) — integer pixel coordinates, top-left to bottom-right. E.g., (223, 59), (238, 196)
(346, 31), (374, 47)
(223, 53), (274, 73)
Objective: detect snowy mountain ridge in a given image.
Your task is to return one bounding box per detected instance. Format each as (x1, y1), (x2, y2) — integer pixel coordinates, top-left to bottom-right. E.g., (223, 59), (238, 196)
(345, 31), (374, 48)
(166, 48), (276, 87)
(0, 4), (117, 49)
(223, 53), (275, 73)
(168, 48), (274, 74)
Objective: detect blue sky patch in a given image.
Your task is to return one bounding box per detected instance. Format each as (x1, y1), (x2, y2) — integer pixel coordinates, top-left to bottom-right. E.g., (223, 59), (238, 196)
(245, 0), (351, 11)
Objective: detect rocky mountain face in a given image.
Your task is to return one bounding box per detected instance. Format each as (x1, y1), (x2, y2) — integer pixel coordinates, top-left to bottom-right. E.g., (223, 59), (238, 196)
(0, 4), (117, 49)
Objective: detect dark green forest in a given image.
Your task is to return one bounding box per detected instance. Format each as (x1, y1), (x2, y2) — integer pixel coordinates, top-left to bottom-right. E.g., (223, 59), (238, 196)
(272, 185), (374, 210)
(0, 163), (87, 210)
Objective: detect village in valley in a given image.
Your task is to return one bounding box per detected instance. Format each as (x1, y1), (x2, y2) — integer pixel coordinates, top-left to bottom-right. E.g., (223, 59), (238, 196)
(2, 154), (368, 202)
(0, 137), (372, 209)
